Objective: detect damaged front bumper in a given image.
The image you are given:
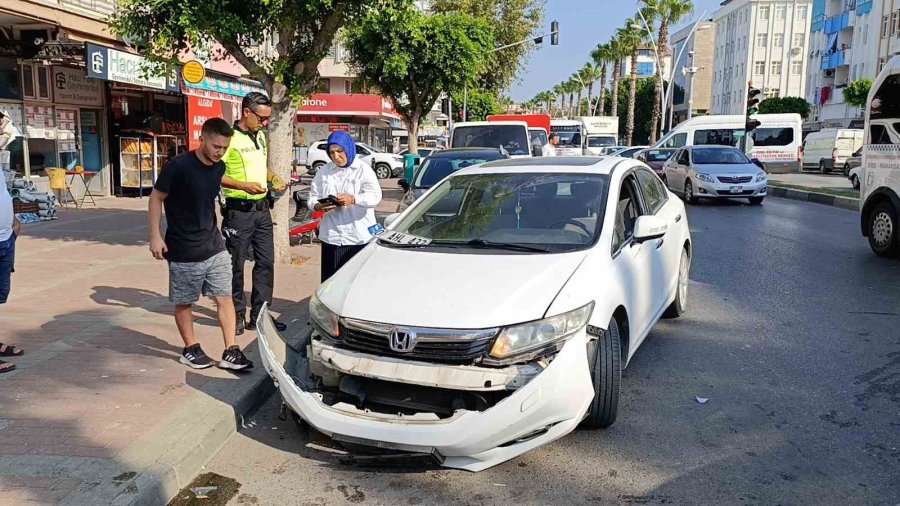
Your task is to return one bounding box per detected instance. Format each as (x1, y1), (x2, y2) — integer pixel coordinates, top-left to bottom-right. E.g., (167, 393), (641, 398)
(255, 305), (595, 472)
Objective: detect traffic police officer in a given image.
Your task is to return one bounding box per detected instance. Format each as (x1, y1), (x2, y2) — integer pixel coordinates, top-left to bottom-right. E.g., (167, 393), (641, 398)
(221, 92), (287, 334)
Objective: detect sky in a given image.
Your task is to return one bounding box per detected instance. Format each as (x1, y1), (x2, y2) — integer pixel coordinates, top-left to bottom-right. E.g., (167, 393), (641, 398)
(510, 0), (725, 102)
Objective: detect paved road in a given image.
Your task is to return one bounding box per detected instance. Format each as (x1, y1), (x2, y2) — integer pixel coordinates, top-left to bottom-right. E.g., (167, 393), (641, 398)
(197, 197), (900, 506)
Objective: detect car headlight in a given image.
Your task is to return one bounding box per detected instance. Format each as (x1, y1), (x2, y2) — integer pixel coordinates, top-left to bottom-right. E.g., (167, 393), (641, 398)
(756, 172), (767, 182)
(697, 173), (714, 183)
(309, 294), (340, 338)
(490, 302), (595, 360)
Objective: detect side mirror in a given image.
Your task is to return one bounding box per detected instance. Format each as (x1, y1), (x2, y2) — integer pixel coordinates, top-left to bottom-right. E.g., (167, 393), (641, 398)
(532, 144), (543, 157)
(384, 213), (402, 228)
(398, 179), (410, 191)
(750, 158), (765, 169)
(317, 144), (328, 151)
(633, 215), (668, 243)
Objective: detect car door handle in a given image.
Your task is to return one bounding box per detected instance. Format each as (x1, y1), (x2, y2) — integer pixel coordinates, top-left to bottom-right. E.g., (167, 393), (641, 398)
(675, 214), (682, 223)
(655, 238), (664, 249)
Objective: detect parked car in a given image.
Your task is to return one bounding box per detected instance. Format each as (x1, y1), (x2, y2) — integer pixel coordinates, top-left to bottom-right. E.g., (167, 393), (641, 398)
(663, 145), (768, 205)
(636, 148), (678, 180)
(849, 166), (861, 190)
(398, 147), (507, 202)
(307, 141), (404, 179)
(599, 145), (627, 155)
(610, 146), (649, 159)
(843, 147), (862, 176)
(801, 128), (864, 174)
(398, 147), (441, 158)
(256, 157), (692, 472)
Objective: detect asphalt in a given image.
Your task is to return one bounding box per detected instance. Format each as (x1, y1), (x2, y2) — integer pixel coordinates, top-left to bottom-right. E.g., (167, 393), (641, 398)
(195, 197), (900, 506)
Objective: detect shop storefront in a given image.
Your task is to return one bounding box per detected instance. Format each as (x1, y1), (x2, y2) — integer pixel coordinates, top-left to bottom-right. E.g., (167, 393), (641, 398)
(0, 56), (26, 178)
(295, 94), (400, 152)
(85, 43), (185, 195)
(182, 72), (265, 150)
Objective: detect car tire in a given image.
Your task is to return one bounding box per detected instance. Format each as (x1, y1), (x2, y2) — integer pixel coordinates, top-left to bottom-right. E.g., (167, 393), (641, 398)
(819, 160), (828, 174)
(374, 163), (391, 179)
(867, 202), (900, 258)
(684, 180), (697, 205)
(843, 164), (851, 177)
(748, 196), (764, 205)
(311, 161), (325, 175)
(663, 248), (690, 319)
(851, 175), (860, 190)
(583, 317), (622, 430)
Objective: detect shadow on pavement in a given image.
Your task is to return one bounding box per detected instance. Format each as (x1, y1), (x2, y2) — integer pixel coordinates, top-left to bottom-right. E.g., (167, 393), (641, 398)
(27, 209), (151, 247)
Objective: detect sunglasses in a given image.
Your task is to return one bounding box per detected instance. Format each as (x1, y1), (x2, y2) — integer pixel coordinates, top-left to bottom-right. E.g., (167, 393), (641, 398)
(247, 109), (270, 124)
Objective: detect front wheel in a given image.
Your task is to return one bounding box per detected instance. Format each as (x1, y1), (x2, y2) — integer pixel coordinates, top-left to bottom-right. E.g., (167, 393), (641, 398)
(868, 202), (900, 258)
(819, 160), (829, 174)
(582, 317), (622, 429)
(663, 248), (690, 318)
(851, 175), (860, 190)
(374, 163), (391, 179)
(843, 164), (851, 177)
(748, 196), (764, 205)
(310, 161), (325, 175)
(684, 180), (698, 205)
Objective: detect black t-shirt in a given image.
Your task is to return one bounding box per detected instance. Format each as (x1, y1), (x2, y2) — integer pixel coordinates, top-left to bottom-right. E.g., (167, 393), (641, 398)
(154, 152), (226, 262)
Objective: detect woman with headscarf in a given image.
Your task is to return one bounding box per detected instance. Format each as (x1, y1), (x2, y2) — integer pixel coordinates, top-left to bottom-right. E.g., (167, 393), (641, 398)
(309, 131), (383, 282)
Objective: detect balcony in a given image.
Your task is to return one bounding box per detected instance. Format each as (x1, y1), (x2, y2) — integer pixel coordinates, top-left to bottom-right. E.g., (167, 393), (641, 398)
(35, 0), (116, 19)
(821, 48), (849, 70)
(856, 0), (873, 14)
(823, 11), (851, 34)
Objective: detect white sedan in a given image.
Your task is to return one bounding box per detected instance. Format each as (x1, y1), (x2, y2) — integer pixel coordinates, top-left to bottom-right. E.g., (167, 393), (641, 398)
(307, 140), (404, 179)
(663, 145), (768, 205)
(257, 157), (692, 471)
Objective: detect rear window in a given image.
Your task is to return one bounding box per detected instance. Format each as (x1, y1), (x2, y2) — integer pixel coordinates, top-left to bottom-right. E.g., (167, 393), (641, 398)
(452, 125), (530, 156)
(644, 149), (675, 162)
(693, 129), (742, 147)
(754, 127), (794, 146)
(587, 136), (617, 147)
(414, 155), (504, 188)
(692, 147), (751, 164)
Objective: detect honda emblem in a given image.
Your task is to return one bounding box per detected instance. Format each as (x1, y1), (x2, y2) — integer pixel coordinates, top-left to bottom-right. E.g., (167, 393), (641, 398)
(388, 328), (417, 353)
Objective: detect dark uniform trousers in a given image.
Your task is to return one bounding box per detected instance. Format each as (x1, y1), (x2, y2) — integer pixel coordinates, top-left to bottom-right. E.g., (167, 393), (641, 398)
(223, 201), (275, 321)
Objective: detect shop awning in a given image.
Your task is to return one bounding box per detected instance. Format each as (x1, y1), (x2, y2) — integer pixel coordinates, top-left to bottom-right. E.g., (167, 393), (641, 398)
(296, 94), (402, 121)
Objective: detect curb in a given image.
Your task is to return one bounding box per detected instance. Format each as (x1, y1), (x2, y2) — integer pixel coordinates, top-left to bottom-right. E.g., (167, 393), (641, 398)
(769, 185), (859, 211)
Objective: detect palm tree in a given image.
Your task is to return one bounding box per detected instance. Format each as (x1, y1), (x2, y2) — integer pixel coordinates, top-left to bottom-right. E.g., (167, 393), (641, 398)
(552, 84), (565, 117)
(608, 36), (628, 119)
(572, 74), (585, 117)
(617, 21), (646, 145)
(642, 0), (694, 140)
(539, 91), (554, 114)
(566, 79), (577, 118)
(580, 63), (604, 117)
(591, 43), (615, 115)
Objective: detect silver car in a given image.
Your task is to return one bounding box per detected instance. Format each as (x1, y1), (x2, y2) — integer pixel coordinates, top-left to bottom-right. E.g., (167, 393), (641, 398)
(663, 145), (768, 205)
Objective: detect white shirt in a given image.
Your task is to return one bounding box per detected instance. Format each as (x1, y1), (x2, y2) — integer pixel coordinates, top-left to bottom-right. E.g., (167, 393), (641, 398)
(543, 143), (557, 157)
(0, 173), (13, 242)
(308, 157), (383, 246)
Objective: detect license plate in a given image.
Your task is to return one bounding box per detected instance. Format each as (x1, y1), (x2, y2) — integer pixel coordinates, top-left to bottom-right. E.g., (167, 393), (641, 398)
(377, 230), (432, 246)
(729, 186), (743, 193)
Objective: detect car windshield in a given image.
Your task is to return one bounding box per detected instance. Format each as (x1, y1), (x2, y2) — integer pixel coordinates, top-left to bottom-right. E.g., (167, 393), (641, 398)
(644, 149), (674, 162)
(530, 130), (548, 146)
(390, 173), (609, 253)
(413, 154), (505, 188)
(692, 147), (751, 164)
(587, 136), (617, 147)
(451, 126), (529, 156)
(551, 125), (582, 147)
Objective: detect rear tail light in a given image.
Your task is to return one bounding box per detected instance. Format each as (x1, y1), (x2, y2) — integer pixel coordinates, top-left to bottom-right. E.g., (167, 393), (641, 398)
(832, 148), (838, 162)
(798, 146), (803, 163)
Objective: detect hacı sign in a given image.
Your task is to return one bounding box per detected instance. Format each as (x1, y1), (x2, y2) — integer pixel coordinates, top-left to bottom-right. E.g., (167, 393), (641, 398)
(85, 43), (181, 93)
(53, 67), (103, 106)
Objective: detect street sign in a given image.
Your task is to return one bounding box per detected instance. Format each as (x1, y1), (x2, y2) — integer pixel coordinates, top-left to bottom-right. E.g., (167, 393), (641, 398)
(182, 60), (206, 85)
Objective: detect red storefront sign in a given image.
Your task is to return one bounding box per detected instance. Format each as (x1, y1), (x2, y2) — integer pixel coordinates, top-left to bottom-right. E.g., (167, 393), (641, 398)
(187, 95), (224, 150)
(328, 124), (350, 132)
(296, 94), (400, 120)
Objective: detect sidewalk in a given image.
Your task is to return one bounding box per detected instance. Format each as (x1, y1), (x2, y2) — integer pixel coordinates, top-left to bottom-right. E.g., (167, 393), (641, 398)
(768, 172), (859, 210)
(0, 197), (322, 504)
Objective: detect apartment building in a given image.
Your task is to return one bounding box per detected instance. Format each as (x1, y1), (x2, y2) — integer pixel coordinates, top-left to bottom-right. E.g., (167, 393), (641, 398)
(804, 0), (880, 132)
(670, 21), (716, 125)
(711, 0), (813, 115)
(876, 1), (900, 79)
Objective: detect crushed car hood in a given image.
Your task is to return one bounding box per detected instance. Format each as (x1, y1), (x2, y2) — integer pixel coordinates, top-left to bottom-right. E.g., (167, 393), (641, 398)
(317, 244), (586, 329)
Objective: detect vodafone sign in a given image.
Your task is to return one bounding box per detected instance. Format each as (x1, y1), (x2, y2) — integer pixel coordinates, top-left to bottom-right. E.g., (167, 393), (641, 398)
(297, 94), (400, 119)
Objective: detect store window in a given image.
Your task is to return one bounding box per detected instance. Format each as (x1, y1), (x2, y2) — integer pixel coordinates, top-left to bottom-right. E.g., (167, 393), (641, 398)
(0, 59), (20, 100)
(20, 65), (51, 101)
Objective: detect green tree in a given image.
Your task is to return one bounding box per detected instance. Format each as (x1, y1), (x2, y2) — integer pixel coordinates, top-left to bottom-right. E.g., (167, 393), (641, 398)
(110, 0), (406, 263)
(617, 21), (648, 145)
(843, 79), (873, 109)
(431, 0), (544, 93)
(608, 35), (630, 119)
(345, 8), (492, 154)
(591, 43), (615, 116)
(604, 78), (655, 144)
(450, 89), (502, 121)
(641, 0), (693, 143)
(758, 96), (812, 119)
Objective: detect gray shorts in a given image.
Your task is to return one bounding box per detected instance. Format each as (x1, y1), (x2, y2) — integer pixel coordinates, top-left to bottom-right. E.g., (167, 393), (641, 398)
(169, 250), (232, 305)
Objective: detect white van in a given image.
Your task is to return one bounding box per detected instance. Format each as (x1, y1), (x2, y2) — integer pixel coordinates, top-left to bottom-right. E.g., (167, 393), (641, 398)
(550, 119), (585, 156)
(449, 121), (532, 158)
(654, 114), (803, 172)
(859, 55), (900, 258)
(800, 129), (864, 174)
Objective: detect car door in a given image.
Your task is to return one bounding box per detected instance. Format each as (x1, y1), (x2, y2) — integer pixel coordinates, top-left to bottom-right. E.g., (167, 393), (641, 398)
(611, 173), (657, 343)
(635, 168), (681, 316)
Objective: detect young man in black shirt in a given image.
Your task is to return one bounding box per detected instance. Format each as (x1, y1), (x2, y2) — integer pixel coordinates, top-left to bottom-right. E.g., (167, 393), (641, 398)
(149, 118), (252, 370)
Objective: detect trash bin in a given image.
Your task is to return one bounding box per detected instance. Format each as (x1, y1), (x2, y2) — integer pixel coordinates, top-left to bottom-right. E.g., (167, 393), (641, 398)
(403, 154), (421, 182)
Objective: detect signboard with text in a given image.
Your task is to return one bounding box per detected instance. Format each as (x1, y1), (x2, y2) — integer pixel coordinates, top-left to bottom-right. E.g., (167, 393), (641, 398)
(53, 67), (103, 107)
(85, 44), (180, 93)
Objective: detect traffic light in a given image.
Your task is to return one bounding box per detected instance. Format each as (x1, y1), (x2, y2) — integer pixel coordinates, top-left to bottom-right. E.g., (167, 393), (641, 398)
(551, 20), (559, 45)
(746, 83), (762, 133)
(441, 97), (450, 116)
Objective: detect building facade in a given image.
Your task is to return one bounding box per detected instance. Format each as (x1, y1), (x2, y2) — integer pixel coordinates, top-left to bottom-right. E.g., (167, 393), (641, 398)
(804, 0), (880, 133)
(711, 0), (812, 115)
(877, 0), (900, 70)
(670, 21), (716, 126)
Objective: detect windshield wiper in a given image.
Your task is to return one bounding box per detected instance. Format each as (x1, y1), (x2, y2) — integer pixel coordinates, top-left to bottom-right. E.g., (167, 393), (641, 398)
(431, 239), (550, 253)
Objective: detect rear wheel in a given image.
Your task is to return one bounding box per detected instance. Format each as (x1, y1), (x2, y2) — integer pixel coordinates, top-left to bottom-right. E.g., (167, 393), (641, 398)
(663, 249), (690, 318)
(851, 175), (860, 190)
(868, 202), (900, 258)
(374, 163), (391, 179)
(843, 163), (851, 176)
(583, 317), (622, 429)
(818, 160), (828, 174)
(684, 180), (698, 205)
(311, 161), (325, 175)
(748, 196), (764, 205)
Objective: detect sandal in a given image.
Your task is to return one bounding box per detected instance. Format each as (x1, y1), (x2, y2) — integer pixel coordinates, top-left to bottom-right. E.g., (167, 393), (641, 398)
(0, 360), (15, 373)
(0, 343), (24, 357)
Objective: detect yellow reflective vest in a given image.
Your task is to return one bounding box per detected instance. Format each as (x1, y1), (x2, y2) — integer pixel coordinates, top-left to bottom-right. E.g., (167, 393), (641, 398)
(223, 126), (268, 201)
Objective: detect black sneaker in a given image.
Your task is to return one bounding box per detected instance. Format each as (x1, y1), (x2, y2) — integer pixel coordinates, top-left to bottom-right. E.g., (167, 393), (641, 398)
(179, 344), (214, 369)
(247, 317), (287, 332)
(219, 346), (254, 370)
(236, 317), (246, 336)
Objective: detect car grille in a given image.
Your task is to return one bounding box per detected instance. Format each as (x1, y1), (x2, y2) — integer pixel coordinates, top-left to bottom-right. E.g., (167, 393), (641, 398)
(338, 319), (499, 365)
(716, 175), (753, 184)
(714, 189), (755, 196)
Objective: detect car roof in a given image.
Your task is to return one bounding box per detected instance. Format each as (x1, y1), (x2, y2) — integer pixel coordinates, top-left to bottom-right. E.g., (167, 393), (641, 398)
(684, 145), (739, 150)
(456, 156), (631, 176)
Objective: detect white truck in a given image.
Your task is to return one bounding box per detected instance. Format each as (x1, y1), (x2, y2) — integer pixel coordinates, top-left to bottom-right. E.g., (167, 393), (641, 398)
(549, 119), (585, 156)
(579, 116), (619, 155)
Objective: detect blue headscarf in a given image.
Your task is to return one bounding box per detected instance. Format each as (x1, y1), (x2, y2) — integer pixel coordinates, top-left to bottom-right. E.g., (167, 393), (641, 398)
(326, 130), (356, 167)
